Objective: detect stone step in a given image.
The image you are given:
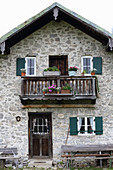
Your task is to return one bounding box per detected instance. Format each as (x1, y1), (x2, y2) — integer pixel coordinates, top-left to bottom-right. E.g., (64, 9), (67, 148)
(28, 159), (53, 168)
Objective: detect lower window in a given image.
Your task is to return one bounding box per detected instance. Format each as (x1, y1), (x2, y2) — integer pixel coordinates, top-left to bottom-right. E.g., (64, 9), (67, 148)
(78, 117), (95, 134)
(70, 116), (103, 135)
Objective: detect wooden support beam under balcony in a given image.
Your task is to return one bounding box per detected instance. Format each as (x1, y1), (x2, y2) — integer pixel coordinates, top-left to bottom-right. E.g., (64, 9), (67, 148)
(20, 76), (97, 105)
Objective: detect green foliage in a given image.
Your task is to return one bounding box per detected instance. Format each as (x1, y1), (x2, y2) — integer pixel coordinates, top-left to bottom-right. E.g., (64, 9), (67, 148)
(20, 68), (26, 72)
(42, 84), (59, 93)
(62, 83), (71, 90)
(42, 87), (47, 92)
(82, 70), (87, 74)
(69, 66), (78, 71)
(91, 68), (97, 73)
(44, 66), (59, 71)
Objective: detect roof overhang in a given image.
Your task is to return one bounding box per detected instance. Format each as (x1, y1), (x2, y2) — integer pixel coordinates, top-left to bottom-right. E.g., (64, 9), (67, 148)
(0, 2), (113, 54)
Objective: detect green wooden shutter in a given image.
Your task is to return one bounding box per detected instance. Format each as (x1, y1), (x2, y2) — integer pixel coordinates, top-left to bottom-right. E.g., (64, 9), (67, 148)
(70, 117), (78, 135)
(16, 58), (25, 76)
(93, 57), (102, 75)
(95, 117), (103, 135)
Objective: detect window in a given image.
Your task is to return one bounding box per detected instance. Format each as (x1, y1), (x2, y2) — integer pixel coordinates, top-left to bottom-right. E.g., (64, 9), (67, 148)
(25, 57), (36, 76)
(70, 117), (103, 135)
(78, 117), (95, 135)
(32, 118), (49, 134)
(81, 56), (93, 74)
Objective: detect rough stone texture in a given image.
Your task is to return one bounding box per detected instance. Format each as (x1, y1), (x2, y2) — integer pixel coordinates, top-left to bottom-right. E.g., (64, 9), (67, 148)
(0, 20), (113, 163)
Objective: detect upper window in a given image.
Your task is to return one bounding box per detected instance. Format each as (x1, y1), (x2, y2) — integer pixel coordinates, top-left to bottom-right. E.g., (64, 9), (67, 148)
(81, 56), (93, 75)
(25, 57), (36, 76)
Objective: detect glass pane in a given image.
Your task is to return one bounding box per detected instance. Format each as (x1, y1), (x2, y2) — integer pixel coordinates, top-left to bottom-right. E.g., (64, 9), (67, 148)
(82, 117), (85, 125)
(87, 117), (93, 134)
(87, 67), (90, 74)
(39, 126), (42, 133)
(28, 59), (31, 67)
(80, 118), (85, 134)
(30, 59), (34, 67)
(39, 119), (42, 125)
(30, 68), (34, 75)
(86, 58), (90, 66)
(27, 68), (30, 75)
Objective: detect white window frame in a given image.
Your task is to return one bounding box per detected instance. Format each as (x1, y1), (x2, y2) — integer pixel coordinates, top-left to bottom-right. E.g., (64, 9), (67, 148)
(78, 117), (95, 135)
(81, 56), (93, 75)
(25, 57), (36, 76)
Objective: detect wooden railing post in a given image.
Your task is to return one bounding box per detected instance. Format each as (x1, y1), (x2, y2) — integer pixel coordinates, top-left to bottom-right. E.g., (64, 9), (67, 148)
(21, 78), (24, 96)
(57, 77), (60, 88)
(92, 77), (96, 96)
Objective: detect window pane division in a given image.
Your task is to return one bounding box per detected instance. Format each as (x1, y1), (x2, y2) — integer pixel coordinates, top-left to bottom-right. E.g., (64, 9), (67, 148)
(78, 117), (95, 134)
(32, 118), (49, 134)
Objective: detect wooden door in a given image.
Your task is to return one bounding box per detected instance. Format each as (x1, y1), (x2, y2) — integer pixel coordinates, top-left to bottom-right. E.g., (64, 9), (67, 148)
(49, 56), (68, 75)
(29, 113), (52, 158)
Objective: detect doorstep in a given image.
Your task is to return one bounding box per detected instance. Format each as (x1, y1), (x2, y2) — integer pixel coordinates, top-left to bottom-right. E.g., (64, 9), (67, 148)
(28, 159), (53, 168)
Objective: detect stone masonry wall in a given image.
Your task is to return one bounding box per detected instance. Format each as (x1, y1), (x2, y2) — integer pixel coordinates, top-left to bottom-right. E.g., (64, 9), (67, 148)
(0, 20), (113, 159)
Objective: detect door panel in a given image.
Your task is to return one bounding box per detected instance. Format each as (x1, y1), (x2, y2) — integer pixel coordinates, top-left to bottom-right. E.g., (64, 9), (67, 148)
(42, 138), (48, 156)
(33, 138), (40, 156)
(29, 113), (52, 158)
(49, 56), (68, 75)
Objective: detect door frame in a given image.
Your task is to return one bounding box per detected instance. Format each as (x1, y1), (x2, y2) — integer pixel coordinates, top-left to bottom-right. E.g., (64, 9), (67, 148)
(28, 112), (53, 159)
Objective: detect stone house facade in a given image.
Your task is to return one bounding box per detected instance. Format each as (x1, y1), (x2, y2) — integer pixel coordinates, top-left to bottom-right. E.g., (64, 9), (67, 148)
(0, 2), (113, 164)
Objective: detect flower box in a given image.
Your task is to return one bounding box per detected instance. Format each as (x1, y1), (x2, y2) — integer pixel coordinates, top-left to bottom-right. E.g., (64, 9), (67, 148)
(43, 71), (61, 76)
(47, 92), (57, 94)
(61, 90), (71, 94)
(69, 71), (77, 76)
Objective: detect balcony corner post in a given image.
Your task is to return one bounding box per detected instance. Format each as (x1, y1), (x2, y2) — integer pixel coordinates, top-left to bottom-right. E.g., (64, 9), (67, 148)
(57, 77), (60, 88)
(92, 77), (96, 96)
(21, 77), (24, 97)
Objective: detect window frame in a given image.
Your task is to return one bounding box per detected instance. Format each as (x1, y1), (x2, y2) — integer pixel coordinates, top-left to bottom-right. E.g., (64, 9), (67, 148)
(78, 117), (95, 136)
(81, 56), (93, 75)
(25, 57), (36, 76)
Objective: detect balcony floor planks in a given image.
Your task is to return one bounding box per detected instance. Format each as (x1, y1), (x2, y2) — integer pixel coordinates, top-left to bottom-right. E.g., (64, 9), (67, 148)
(21, 95), (96, 100)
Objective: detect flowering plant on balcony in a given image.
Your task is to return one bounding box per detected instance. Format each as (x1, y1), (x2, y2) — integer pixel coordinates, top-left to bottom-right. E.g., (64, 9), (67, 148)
(20, 68), (26, 73)
(47, 84), (57, 92)
(91, 68), (97, 75)
(42, 85), (61, 94)
(20, 68), (26, 76)
(68, 66), (79, 71)
(44, 66), (59, 71)
(91, 68), (97, 73)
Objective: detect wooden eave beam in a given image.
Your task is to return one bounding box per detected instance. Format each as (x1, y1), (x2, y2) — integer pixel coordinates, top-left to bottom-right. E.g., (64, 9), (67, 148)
(6, 10), (53, 48)
(22, 104), (95, 108)
(3, 7), (109, 52)
(60, 11), (108, 45)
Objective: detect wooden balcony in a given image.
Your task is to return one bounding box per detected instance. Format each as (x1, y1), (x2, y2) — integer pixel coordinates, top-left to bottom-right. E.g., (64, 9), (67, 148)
(20, 76), (97, 106)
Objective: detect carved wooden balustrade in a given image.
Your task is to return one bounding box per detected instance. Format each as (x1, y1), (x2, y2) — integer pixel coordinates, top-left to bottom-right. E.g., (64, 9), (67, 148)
(21, 76), (97, 100)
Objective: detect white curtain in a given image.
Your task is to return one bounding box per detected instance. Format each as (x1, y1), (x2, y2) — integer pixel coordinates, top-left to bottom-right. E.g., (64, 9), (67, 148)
(78, 118), (83, 131)
(89, 117), (93, 133)
(33, 118), (37, 132)
(45, 118), (49, 133)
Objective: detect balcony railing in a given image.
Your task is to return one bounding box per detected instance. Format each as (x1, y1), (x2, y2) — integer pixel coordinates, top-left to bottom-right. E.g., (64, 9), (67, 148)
(21, 76), (97, 100)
